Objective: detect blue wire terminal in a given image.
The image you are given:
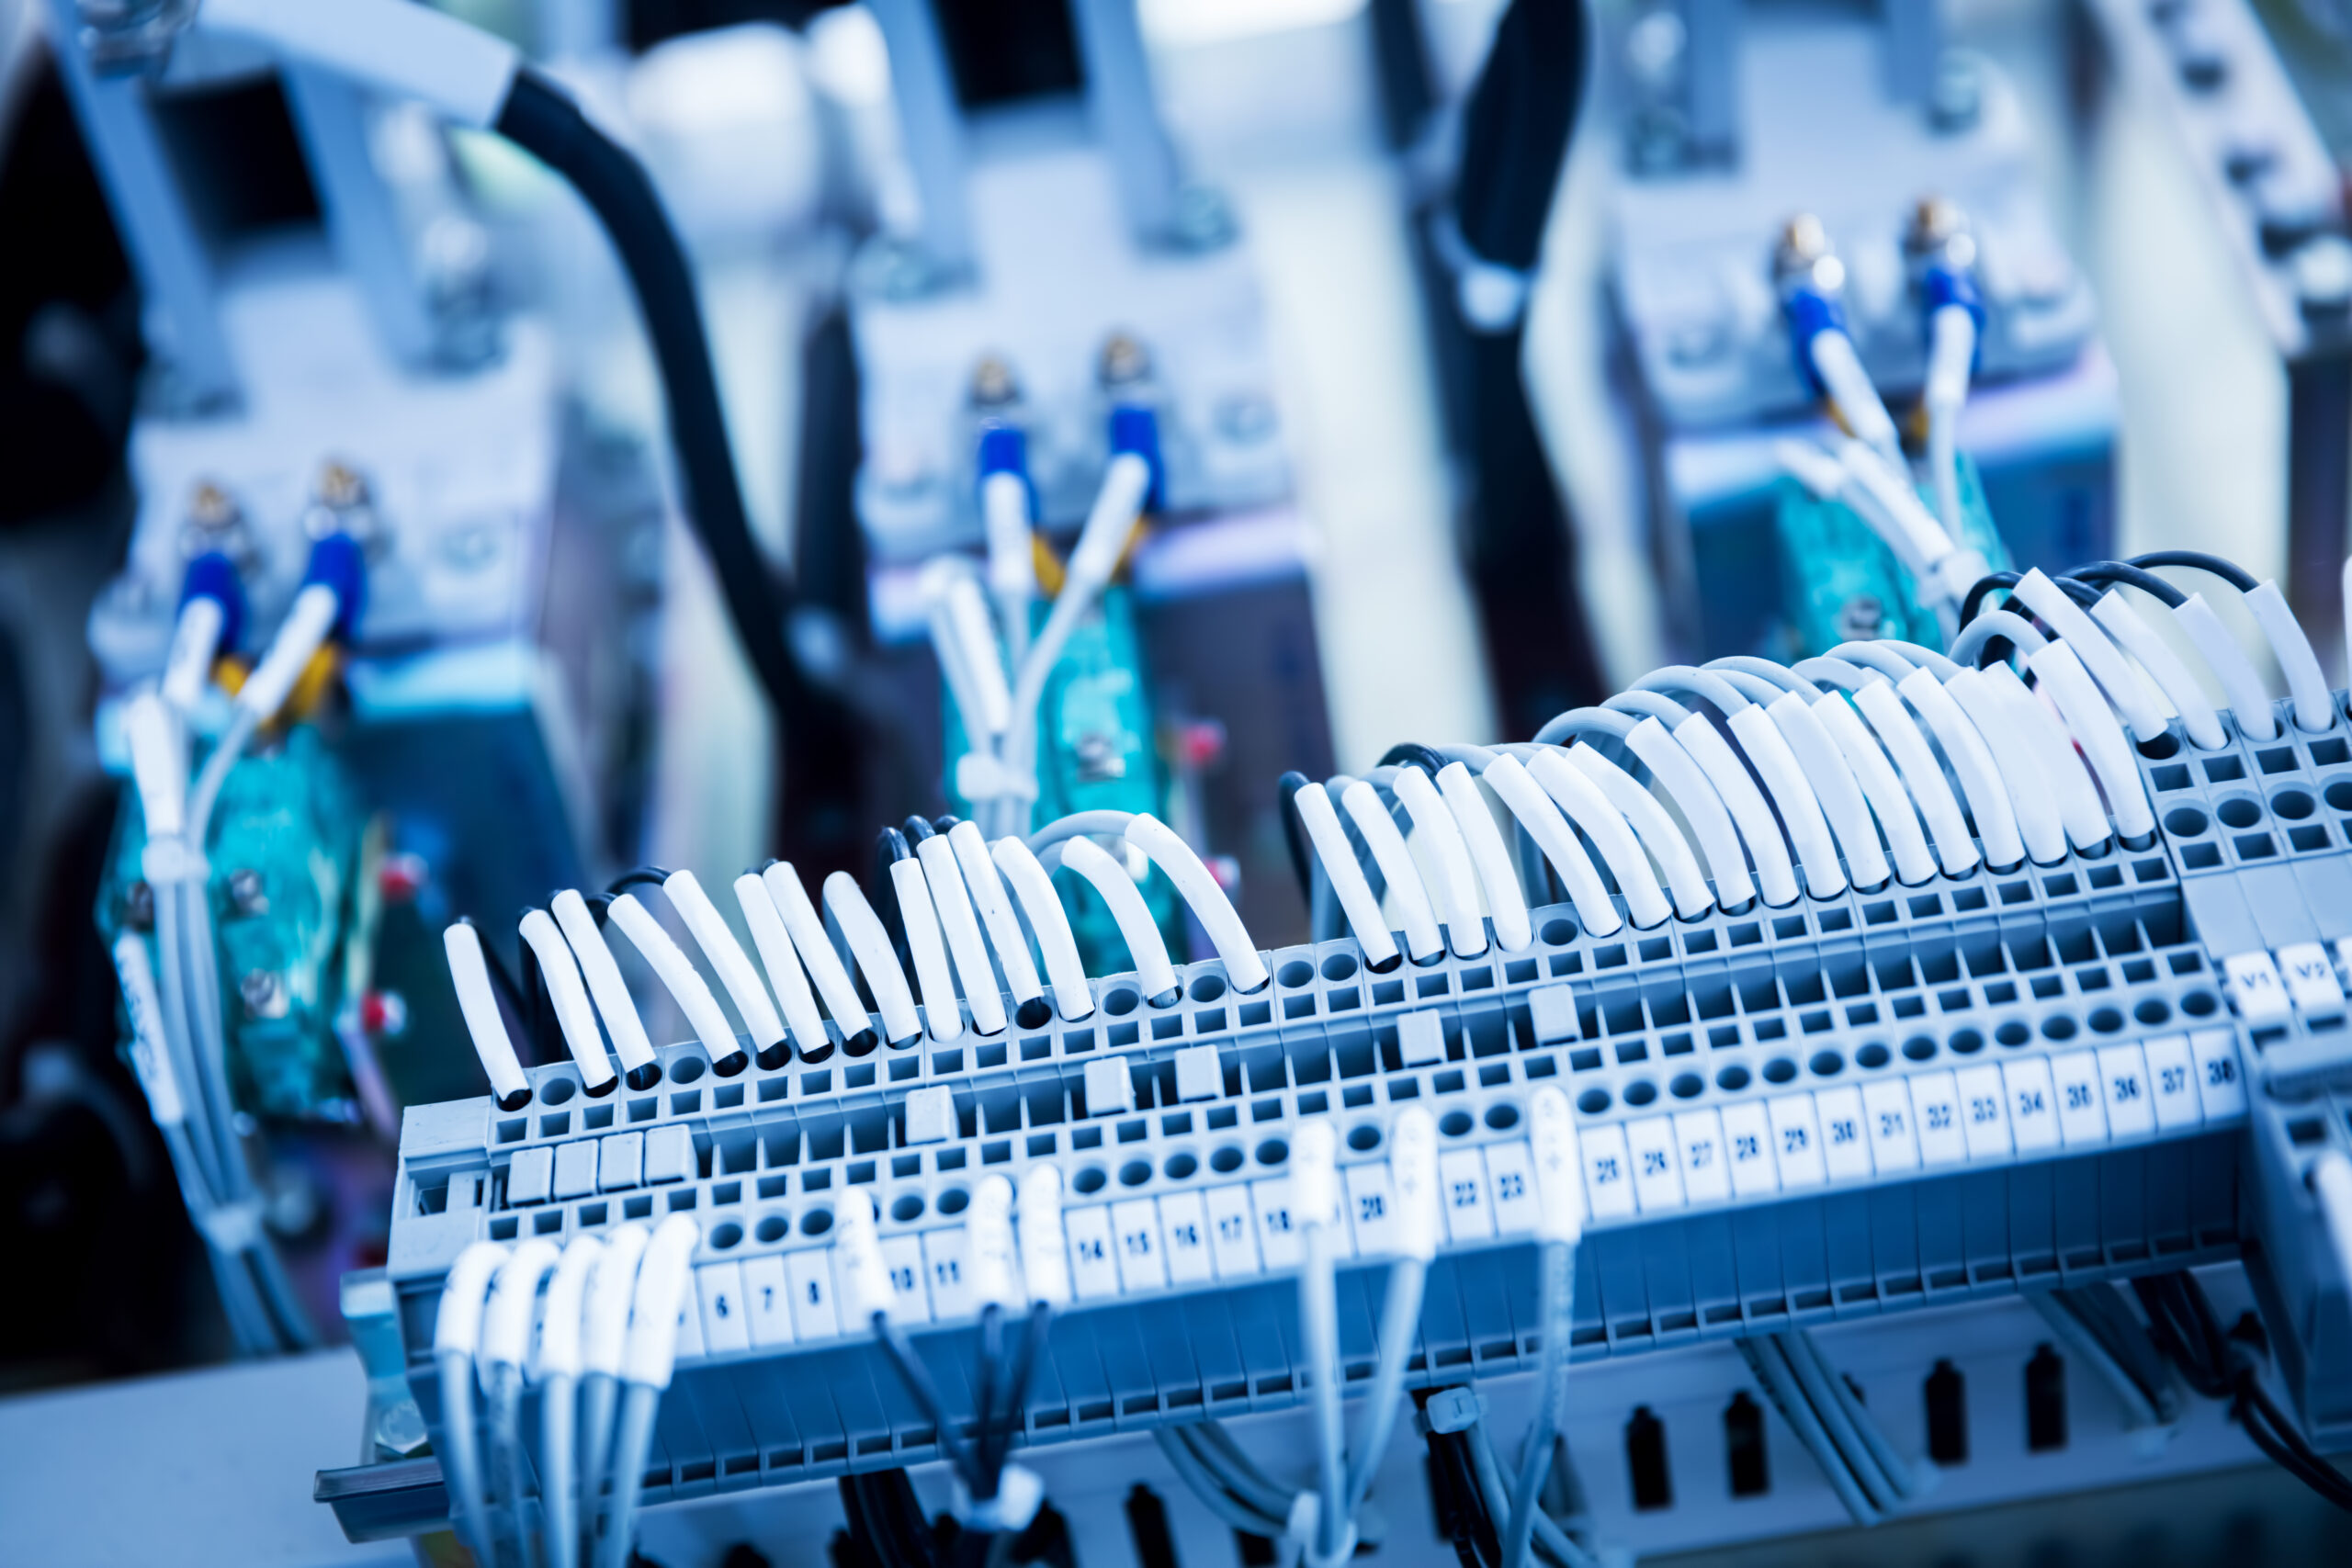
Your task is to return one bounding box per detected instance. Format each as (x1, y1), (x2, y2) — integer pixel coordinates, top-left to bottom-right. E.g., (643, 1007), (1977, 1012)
(300, 533), (368, 643)
(178, 551), (246, 654)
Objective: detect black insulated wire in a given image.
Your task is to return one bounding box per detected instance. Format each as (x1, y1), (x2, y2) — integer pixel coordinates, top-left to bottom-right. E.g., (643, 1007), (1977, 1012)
(2066, 559), (2188, 608)
(492, 71), (832, 746)
(874, 827), (915, 976)
(903, 816), (937, 844)
(1958, 570), (2021, 627)
(2129, 549), (2260, 594)
(1277, 771), (1316, 904)
(1379, 741), (1451, 777)
(606, 866), (673, 897)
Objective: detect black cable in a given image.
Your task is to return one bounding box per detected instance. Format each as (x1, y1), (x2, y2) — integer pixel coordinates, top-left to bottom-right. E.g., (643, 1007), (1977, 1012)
(972, 1303), (1002, 1497)
(984, 1302), (1050, 1486)
(606, 866), (673, 897)
(903, 816), (938, 845)
(1959, 570), (2020, 627)
(1454, 0), (1587, 275)
(875, 1312), (980, 1489)
(2132, 1272), (2352, 1510)
(2129, 549), (2260, 594)
(493, 71), (823, 742)
(874, 827), (914, 976)
(1379, 742), (1451, 778)
(2066, 560), (2188, 608)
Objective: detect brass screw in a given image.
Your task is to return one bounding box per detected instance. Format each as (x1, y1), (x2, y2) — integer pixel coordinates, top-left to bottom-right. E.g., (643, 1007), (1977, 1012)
(1098, 332), (1152, 389)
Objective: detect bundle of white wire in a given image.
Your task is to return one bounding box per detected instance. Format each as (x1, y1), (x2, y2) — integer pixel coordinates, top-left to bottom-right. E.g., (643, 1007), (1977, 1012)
(927, 453), (1155, 841)
(110, 582), (346, 1356)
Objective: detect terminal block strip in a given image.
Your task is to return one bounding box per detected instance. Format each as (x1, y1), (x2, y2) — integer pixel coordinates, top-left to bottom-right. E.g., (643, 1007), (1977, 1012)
(365, 698), (2352, 1527)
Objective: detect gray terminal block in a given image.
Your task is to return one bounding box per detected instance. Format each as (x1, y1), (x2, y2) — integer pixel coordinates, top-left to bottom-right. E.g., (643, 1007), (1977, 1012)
(369, 691), (2352, 1524)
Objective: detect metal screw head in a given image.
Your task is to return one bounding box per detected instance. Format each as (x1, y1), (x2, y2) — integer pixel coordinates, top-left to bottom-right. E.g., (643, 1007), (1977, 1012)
(239, 970), (288, 1020)
(180, 480), (259, 572)
(1098, 332), (1153, 389)
(226, 868), (268, 916)
(1774, 216), (1844, 295)
(375, 1400), (430, 1460)
(316, 460), (368, 511)
(968, 355), (1021, 410)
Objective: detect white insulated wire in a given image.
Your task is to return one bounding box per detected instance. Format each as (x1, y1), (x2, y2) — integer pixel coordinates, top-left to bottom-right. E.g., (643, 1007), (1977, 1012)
(550, 892), (659, 1080)
(1563, 746), (1713, 919)
(519, 909), (617, 1091)
(234, 583), (341, 726)
(1291, 781), (1403, 967)
(914, 834), (1009, 1033)
(445, 923), (529, 1107)
(1809, 331), (1905, 473)
(663, 871), (786, 1057)
(1893, 666), (2027, 870)
(1478, 754), (1623, 937)
(1842, 679), (1978, 877)
(821, 872), (923, 1044)
(1388, 765), (1489, 958)
(1621, 716), (1761, 908)
(2174, 592), (2278, 741)
(983, 471), (1035, 667)
(733, 874), (831, 1056)
(1017, 1164), (1073, 1306)
(1948, 609), (2048, 667)
(2009, 570), (2168, 742)
(1940, 670), (2070, 863)
(124, 690), (187, 841)
(1433, 763), (1536, 950)
(1340, 779), (1446, 963)
(1804, 693), (1936, 886)
(1922, 303), (1973, 541)
(1523, 750), (1673, 928)
(481, 1237), (560, 1374)
(888, 857), (965, 1041)
(1724, 705), (1847, 898)
(1061, 837), (1179, 1004)
(1758, 690), (1892, 890)
(160, 594), (226, 715)
(946, 821), (1048, 1015)
(991, 838), (1095, 1021)
(621, 1215), (701, 1390)
(1125, 814), (1271, 992)
(1979, 662), (2112, 851)
(2245, 580), (2334, 733)
(2088, 591), (2224, 750)
(1667, 714), (1804, 908)
(605, 893), (746, 1071)
(2027, 642), (2155, 842)
(762, 863), (876, 1046)
(540, 1235), (603, 1382)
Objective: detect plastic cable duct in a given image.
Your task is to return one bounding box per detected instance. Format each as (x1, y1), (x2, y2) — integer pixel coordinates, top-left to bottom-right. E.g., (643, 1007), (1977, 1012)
(367, 582), (2352, 1543)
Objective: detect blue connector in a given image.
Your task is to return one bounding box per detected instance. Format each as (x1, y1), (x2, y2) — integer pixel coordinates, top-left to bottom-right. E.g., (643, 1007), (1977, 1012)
(300, 533), (368, 643)
(178, 551), (246, 653)
(1908, 197), (1984, 369)
(1108, 403), (1164, 514)
(1772, 215), (1851, 400)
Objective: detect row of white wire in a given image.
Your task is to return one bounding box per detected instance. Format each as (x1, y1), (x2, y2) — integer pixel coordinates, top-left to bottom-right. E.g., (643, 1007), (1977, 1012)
(447, 814), (1271, 1103)
(1289, 563), (2337, 964)
(434, 1213), (700, 1568)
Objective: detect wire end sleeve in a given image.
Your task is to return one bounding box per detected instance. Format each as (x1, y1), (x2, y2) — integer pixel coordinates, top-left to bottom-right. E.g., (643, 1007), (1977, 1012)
(1059, 836), (1180, 1005)
(1339, 779), (1445, 962)
(664, 870), (787, 1060)
(888, 854), (965, 1042)
(605, 893), (748, 1074)
(822, 871), (925, 1045)
(481, 1238), (562, 1372)
(445, 922), (532, 1110)
(912, 833), (1010, 1034)
(1017, 1164), (1074, 1306)
(2086, 591), (2223, 750)
(1430, 762), (1534, 950)
(237, 583), (341, 725)
(1524, 750), (1676, 926)
(582, 1224), (650, 1381)
(2172, 592), (2279, 742)
(989, 838), (1096, 1021)
(761, 863), (876, 1054)
(1389, 765), (1489, 959)
(2244, 580), (2335, 734)
(621, 1215), (702, 1390)
(550, 890), (661, 1087)
(834, 1191), (895, 1325)
(967, 1173), (1023, 1311)
(1290, 780), (1404, 967)
(1478, 753), (1624, 938)
(161, 592), (229, 715)
(1125, 813), (1271, 992)
(110, 934), (187, 1128)
(123, 690), (187, 841)
(518, 909), (618, 1093)
(732, 873), (822, 1065)
(945, 820), (1048, 1017)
